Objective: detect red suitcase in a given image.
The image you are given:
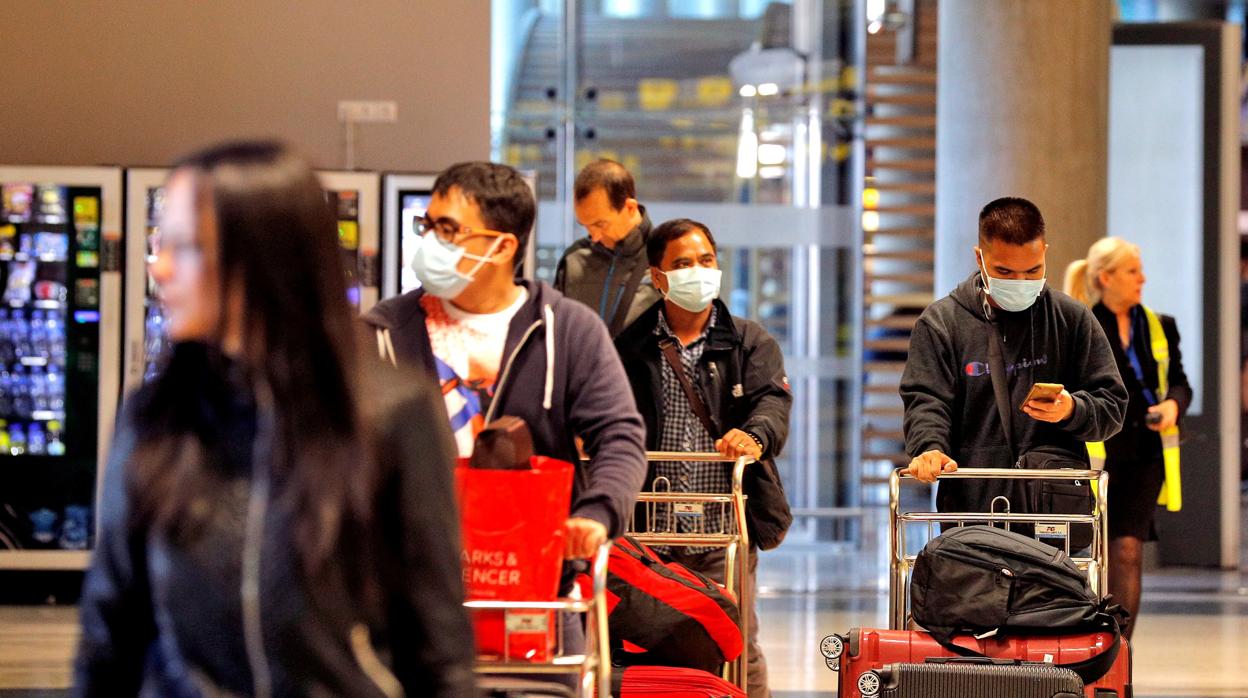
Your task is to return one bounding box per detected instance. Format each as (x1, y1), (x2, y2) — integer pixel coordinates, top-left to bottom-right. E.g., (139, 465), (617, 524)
(612, 665), (747, 697)
(823, 627), (1130, 698)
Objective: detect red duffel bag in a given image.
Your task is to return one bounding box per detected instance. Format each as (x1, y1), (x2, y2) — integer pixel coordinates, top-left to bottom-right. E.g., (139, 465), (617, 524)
(606, 536), (743, 673)
(612, 666), (746, 697)
(455, 456), (574, 661)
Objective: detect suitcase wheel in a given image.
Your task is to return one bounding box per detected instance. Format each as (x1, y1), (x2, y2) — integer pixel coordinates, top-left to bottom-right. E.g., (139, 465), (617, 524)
(857, 670), (882, 697)
(819, 634), (844, 663)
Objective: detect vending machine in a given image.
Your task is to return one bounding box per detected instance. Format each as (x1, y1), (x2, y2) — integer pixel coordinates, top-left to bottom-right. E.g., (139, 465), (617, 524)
(121, 169), (381, 397)
(381, 171), (537, 300)
(318, 171), (382, 313)
(0, 166), (122, 571)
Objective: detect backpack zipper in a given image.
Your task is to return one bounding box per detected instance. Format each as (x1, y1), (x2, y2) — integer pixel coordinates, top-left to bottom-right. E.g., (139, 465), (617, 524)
(945, 543), (1092, 598)
(933, 547), (1017, 579)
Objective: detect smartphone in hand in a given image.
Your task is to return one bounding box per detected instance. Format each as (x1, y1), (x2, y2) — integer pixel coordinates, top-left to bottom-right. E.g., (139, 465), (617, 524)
(1020, 382), (1064, 411)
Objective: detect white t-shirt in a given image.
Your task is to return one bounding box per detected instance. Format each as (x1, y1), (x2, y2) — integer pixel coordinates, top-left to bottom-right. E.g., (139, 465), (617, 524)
(422, 287), (529, 456)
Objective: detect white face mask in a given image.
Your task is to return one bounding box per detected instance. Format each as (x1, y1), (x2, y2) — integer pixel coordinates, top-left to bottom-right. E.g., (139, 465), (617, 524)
(662, 267), (722, 312)
(979, 253), (1045, 312)
(410, 233), (502, 299)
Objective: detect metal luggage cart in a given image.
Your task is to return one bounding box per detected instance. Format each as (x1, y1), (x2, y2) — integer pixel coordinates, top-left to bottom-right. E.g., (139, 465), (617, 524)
(888, 467), (1110, 630)
(628, 451), (753, 692)
(466, 541), (612, 698)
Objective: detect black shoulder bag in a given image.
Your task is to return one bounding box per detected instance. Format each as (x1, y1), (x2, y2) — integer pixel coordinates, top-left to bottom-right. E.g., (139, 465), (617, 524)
(985, 322), (1095, 552)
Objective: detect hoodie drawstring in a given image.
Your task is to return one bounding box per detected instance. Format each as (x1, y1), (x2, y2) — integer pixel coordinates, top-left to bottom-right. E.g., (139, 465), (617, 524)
(543, 304), (555, 410)
(376, 328), (398, 367)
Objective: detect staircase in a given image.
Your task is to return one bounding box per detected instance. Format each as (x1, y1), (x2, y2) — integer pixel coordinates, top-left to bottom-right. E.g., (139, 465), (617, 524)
(860, 1), (938, 486)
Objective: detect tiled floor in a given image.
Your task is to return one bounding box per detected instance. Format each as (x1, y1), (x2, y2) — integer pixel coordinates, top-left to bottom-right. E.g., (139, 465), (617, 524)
(3, 504), (1246, 697)
(756, 557), (1248, 697)
(2, 554), (1244, 696)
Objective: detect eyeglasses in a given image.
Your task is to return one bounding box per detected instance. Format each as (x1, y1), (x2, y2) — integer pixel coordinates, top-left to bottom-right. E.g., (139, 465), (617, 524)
(416, 215), (507, 244)
(148, 229), (203, 265)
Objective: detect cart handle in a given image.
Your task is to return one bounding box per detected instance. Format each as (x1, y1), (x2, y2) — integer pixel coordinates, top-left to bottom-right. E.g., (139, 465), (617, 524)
(893, 467), (1102, 481)
(591, 540), (611, 698)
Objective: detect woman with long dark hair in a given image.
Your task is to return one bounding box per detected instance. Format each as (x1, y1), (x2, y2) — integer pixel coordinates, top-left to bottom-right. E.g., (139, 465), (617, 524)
(74, 141), (475, 696)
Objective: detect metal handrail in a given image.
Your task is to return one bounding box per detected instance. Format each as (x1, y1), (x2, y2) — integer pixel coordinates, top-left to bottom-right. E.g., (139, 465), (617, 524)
(888, 467), (1111, 630)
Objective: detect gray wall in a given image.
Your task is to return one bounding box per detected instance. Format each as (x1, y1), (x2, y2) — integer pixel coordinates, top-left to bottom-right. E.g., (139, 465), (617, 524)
(935, 0), (1111, 292)
(0, 1), (490, 171)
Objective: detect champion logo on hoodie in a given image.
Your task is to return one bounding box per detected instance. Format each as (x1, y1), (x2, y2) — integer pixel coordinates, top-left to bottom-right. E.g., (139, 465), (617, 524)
(964, 356), (1048, 378)
(964, 361), (990, 377)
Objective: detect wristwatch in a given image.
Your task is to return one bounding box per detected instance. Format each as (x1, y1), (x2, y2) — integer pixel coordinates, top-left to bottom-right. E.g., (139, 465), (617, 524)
(744, 430), (764, 453)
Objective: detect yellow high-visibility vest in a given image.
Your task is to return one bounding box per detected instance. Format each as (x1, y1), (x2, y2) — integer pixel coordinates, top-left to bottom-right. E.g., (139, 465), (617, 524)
(1086, 305), (1181, 511)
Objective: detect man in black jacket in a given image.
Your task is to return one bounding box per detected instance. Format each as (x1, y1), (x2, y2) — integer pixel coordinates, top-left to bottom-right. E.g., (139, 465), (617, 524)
(901, 197), (1128, 519)
(554, 159), (661, 337)
(363, 162), (648, 664)
(615, 218), (792, 698)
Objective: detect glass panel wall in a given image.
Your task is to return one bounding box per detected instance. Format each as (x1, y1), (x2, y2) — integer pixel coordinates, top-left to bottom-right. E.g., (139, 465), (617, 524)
(492, 0), (864, 545)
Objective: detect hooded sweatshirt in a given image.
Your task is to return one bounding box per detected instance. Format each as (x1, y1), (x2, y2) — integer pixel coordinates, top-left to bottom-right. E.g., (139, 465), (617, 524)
(900, 272), (1128, 512)
(362, 280), (647, 539)
(554, 206), (661, 338)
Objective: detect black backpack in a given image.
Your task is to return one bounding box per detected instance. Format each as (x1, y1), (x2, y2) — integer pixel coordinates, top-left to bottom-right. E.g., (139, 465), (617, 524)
(910, 525), (1128, 684)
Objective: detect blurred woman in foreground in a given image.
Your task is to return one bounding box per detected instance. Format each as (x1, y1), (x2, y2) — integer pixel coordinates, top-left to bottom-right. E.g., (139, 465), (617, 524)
(74, 141), (475, 696)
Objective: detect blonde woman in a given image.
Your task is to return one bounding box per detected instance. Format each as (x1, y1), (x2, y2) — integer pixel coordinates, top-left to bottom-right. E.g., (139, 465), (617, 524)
(1064, 237), (1191, 640)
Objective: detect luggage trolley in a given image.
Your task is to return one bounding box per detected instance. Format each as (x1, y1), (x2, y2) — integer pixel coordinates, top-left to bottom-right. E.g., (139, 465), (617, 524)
(819, 467), (1122, 698)
(887, 467), (1110, 630)
(629, 451), (753, 692)
(466, 541), (613, 698)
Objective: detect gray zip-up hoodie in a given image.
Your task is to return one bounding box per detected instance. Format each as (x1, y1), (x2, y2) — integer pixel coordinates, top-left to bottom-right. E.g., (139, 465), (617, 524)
(362, 281), (647, 539)
(900, 272), (1128, 511)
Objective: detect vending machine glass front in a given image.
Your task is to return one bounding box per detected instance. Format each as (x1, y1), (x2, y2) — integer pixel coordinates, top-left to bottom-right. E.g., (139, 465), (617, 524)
(0, 182), (103, 551)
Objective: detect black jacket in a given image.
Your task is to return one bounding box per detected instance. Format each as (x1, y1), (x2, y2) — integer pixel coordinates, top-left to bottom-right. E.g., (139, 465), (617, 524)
(554, 206), (661, 338)
(901, 273), (1128, 512)
(1092, 303), (1191, 465)
(75, 359), (476, 697)
(614, 299), (793, 549)
(362, 281), (648, 539)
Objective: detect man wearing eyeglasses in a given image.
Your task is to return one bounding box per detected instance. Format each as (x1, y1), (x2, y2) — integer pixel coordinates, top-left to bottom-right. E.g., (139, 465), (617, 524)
(554, 159), (661, 338)
(362, 162), (647, 613)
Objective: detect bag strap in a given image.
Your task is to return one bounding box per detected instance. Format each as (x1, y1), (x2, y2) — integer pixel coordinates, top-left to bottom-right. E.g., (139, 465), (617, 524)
(926, 616), (1123, 685)
(608, 259), (649, 337)
(659, 337), (719, 440)
(985, 321), (1016, 457)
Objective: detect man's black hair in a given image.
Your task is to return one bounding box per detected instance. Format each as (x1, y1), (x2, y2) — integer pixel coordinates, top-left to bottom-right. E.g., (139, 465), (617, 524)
(978, 196), (1045, 246)
(647, 218), (717, 267)
(433, 162), (534, 269)
(574, 159), (636, 210)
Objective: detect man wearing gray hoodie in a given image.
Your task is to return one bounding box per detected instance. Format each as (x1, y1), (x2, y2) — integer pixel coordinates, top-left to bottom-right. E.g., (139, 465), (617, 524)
(900, 197), (1127, 516)
(555, 159), (661, 337)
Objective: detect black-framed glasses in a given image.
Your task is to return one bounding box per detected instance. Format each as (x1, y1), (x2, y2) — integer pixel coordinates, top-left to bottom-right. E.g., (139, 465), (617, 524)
(416, 215), (507, 244)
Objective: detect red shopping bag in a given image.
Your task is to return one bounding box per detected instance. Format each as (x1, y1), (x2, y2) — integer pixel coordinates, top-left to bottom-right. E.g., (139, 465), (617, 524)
(455, 456), (573, 661)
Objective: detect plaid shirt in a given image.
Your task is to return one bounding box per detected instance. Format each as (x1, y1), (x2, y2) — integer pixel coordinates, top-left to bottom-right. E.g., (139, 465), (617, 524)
(649, 308), (733, 548)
